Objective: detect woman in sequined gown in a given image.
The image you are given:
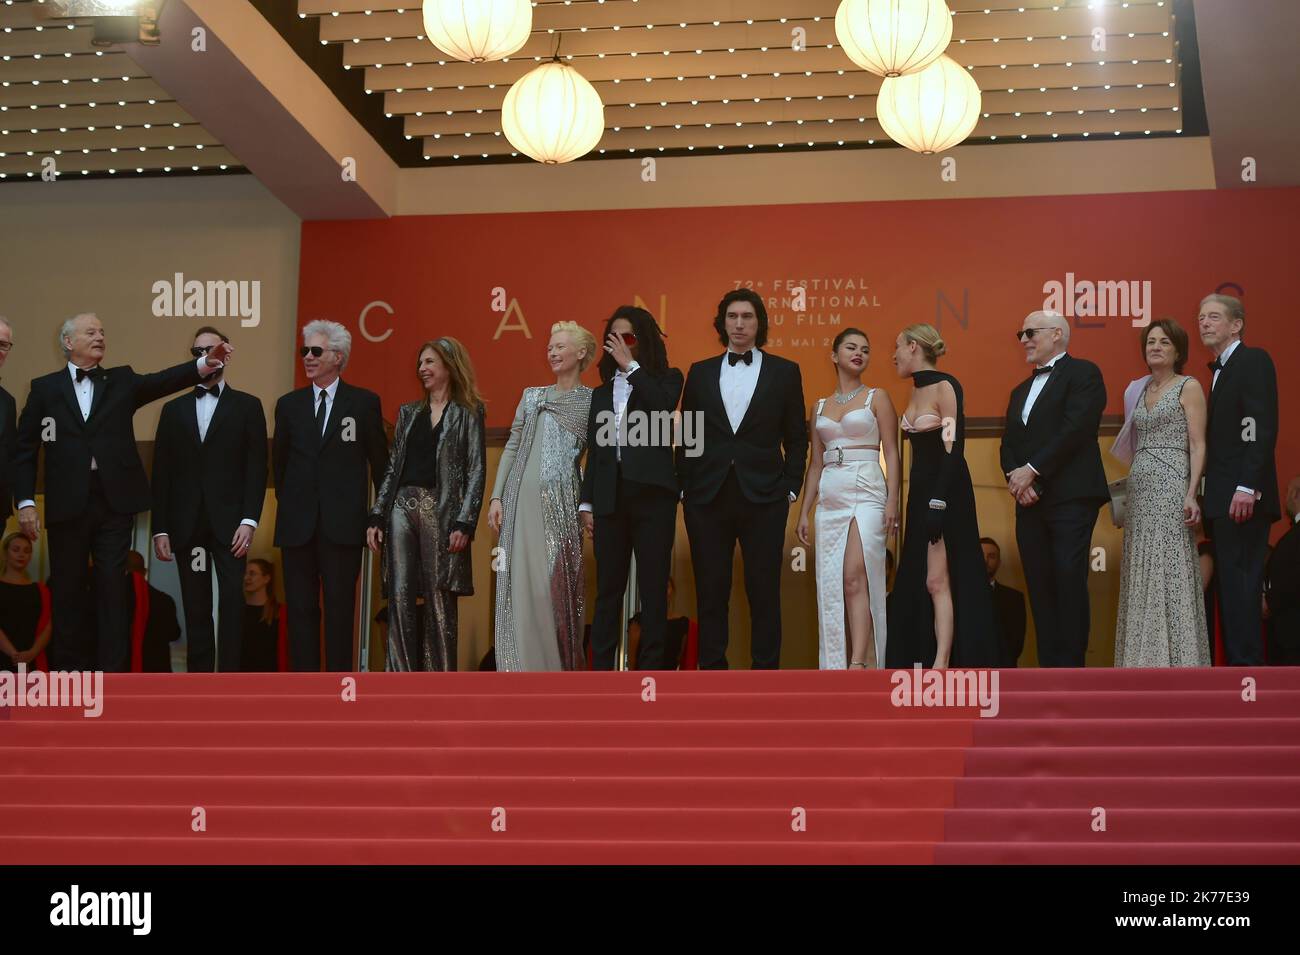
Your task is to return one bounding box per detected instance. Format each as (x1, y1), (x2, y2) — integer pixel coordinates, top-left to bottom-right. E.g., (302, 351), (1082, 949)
(1115, 319), (1210, 666)
(488, 321), (596, 671)
(886, 324), (998, 669)
(367, 337), (486, 672)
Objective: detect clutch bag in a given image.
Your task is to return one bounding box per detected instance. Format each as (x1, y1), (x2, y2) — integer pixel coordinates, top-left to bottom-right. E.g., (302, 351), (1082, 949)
(1108, 477), (1128, 528)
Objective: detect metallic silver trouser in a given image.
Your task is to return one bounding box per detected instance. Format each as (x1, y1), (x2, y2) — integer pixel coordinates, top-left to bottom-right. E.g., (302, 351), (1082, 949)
(385, 486), (458, 672)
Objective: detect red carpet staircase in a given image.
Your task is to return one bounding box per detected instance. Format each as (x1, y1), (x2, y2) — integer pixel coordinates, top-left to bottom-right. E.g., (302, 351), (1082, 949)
(4, 668), (1299, 863)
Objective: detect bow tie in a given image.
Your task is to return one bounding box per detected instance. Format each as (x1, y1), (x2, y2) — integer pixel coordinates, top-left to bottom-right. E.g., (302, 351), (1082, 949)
(1208, 358), (1224, 372)
(74, 366), (104, 383)
(195, 385), (220, 399)
(727, 350), (754, 366)
(1032, 365), (1053, 378)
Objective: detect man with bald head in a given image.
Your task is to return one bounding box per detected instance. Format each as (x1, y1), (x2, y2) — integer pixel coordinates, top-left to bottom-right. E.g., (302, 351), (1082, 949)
(1000, 310), (1108, 667)
(13, 313), (230, 671)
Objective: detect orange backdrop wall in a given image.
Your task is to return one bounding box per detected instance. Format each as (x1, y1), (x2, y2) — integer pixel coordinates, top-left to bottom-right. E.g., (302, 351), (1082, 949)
(299, 186), (1297, 495)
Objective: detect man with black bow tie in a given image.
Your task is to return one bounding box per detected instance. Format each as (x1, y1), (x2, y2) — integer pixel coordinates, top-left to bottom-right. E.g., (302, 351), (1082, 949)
(1199, 293), (1278, 665)
(13, 312), (230, 671)
(151, 326), (268, 672)
(677, 289), (808, 669)
(1000, 310), (1108, 667)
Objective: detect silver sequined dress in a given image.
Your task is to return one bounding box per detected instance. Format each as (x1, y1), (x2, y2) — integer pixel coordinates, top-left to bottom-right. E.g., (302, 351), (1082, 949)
(492, 384), (593, 671)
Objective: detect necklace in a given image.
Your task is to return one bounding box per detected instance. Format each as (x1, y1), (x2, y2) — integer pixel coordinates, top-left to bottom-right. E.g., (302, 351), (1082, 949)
(833, 384), (865, 405)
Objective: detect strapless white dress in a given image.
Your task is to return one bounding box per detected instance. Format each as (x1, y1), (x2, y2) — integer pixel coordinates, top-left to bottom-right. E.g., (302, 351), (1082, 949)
(814, 394), (888, 669)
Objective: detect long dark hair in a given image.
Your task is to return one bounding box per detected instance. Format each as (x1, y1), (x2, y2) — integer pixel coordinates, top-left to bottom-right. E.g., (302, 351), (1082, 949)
(712, 288), (769, 349)
(247, 558), (279, 627)
(596, 305), (669, 383)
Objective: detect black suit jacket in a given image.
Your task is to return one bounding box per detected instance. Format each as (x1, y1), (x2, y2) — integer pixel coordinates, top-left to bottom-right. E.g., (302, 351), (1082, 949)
(151, 384), (268, 545)
(1265, 520), (1300, 652)
(13, 360), (206, 524)
(1204, 343), (1279, 521)
(581, 366), (683, 515)
(1000, 353), (1109, 506)
(676, 351), (808, 505)
(0, 384), (16, 521)
(990, 579), (1027, 667)
(272, 380), (388, 548)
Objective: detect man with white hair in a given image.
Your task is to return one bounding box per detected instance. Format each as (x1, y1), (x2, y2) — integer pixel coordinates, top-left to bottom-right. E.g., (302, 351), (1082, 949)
(0, 318), (16, 528)
(273, 319), (387, 671)
(12, 312), (231, 671)
(999, 310), (1108, 667)
(1199, 293), (1278, 665)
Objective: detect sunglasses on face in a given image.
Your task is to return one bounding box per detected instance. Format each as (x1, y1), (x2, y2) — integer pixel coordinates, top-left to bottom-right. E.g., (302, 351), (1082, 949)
(190, 344), (215, 357)
(300, 346), (327, 358)
(617, 332), (637, 346)
(1015, 327), (1055, 341)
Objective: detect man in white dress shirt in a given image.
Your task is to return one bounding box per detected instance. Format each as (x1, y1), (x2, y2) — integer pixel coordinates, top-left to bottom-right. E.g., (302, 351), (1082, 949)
(13, 313), (231, 671)
(1199, 293), (1279, 665)
(677, 289), (808, 669)
(999, 310), (1108, 666)
(151, 327), (268, 672)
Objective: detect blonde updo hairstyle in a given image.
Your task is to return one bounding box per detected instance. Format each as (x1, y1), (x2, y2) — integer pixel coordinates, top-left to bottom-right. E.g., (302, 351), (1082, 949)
(900, 323), (946, 365)
(550, 320), (598, 372)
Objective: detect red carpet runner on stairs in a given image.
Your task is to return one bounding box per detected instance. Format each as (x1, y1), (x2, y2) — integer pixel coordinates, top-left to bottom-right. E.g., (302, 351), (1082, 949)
(4, 667), (1299, 864)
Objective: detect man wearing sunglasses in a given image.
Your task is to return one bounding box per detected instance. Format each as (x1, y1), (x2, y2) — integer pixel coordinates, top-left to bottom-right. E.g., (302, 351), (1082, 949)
(273, 319), (388, 672)
(13, 312), (231, 671)
(999, 310), (1108, 667)
(151, 326), (268, 672)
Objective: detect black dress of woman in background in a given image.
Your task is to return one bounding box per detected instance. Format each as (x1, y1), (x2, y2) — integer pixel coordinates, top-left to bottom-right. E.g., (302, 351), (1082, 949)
(886, 325), (998, 668)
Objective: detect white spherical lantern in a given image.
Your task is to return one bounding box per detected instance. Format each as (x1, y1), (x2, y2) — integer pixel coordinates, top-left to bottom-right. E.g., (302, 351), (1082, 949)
(835, 0), (954, 78)
(876, 54), (981, 154)
(422, 0), (532, 63)
(501, 61), (605, 164)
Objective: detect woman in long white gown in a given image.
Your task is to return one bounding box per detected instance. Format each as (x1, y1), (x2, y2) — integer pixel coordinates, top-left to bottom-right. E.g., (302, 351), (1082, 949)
(797, 328), (901, 669)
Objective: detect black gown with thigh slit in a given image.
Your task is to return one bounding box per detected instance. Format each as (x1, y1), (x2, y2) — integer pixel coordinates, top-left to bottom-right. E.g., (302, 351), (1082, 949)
(885, 371), (1000, 668)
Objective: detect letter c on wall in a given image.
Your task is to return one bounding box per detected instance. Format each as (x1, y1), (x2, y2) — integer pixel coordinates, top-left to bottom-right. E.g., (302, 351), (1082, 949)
(359, 300), (394, 343)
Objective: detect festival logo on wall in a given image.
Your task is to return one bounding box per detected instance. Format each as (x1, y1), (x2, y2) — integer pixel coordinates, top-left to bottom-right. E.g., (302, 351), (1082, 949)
(732, 276), (881, 353)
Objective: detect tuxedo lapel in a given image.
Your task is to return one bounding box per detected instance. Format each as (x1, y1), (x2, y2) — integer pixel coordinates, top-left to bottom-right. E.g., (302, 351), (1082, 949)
(203, 387), (236, 445)
(321, 382), (349, 448)
(184, 391), (202, 446)
(703, 355), (729, 433)
(1024, 355), (1068, 425)
(58, 371), (84, 429)
(86, 368), (110, 423)
(735, 354), (774, 435)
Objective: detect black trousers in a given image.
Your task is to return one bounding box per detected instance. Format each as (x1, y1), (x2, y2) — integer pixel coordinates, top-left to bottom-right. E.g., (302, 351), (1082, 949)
(1210, 514), (1269, 665)
(176, 508), (247, 673)
(46, 472), (132, 672)
(1016, 497), (1099, 667)
(283, 526), (363, 672)
(590, 475), (677, 670)
(684, 469), (788, 670)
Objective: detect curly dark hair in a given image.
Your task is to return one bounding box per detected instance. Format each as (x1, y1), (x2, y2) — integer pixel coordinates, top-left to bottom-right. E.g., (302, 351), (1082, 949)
(712, 288), (768, 349)
(596, 305), (669, 383)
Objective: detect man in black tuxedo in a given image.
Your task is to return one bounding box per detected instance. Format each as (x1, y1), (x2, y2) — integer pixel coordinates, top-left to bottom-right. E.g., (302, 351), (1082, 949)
(677, 289), (808, 669)
(579, 306), (684, 670)
(13, 312), (230, 671)
(980, 537), (1027, 667)
(1000, 310), (1108, 667)
(1264, 476), (1300, 665)
(274, 319), (387, 672)
(152, 326), (268, 672)
(0, 318), (17, 527)
(1199, 293), (1279, 666)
